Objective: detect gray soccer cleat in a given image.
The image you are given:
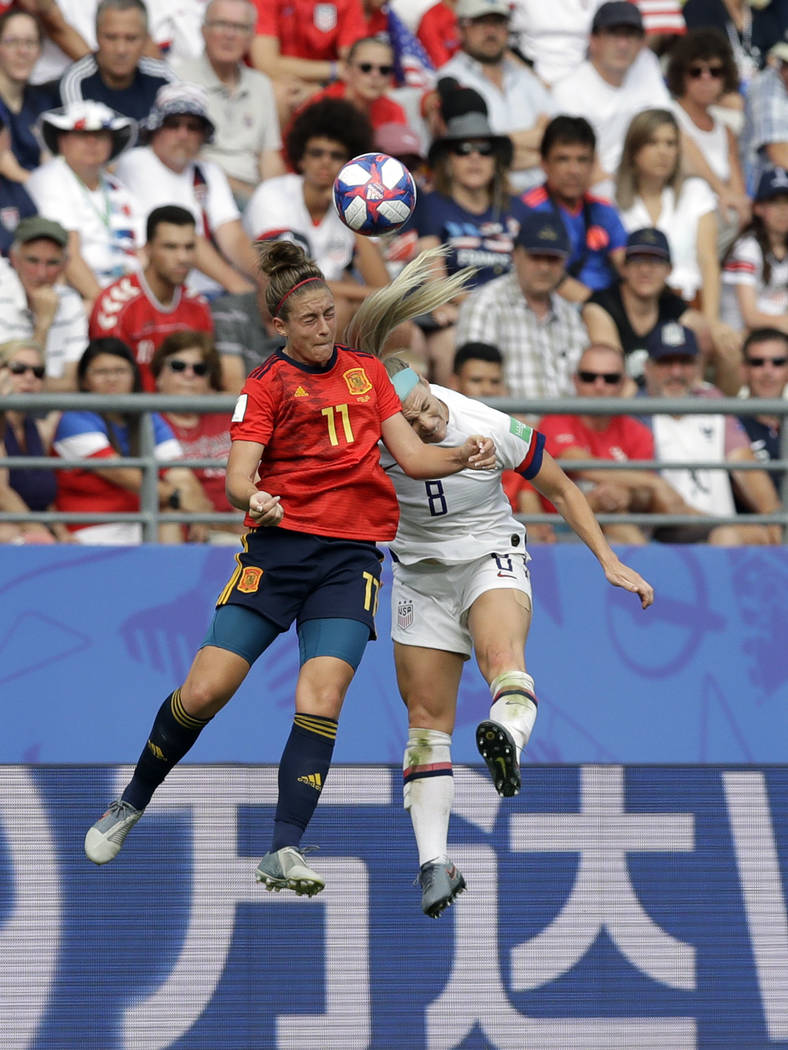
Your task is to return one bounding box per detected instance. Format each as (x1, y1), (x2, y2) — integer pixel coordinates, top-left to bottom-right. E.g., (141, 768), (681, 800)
(85, 800), (144, 865)
(255, 846), (325, 896)
(476, 719), (521, 797)
(419, 858), (466, 918)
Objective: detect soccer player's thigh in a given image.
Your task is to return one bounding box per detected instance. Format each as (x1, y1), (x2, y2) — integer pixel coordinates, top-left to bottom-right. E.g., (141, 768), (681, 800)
(465, 553), (533, 675)
(391, 562), (467, 730)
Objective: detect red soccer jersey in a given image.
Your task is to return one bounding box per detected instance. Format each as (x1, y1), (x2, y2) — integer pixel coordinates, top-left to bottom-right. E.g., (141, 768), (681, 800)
(231, 346), (402, 539)
(89, 273), (214, 392)
(305, 82), (408, 130)
(537, 412), (655, 510)
(164, 413), (233, 511)
(417, 2), (460, 68)
(253, 0), (366, 61)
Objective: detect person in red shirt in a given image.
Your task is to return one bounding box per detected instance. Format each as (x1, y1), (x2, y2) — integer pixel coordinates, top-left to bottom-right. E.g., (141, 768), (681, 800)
(84, 237), (496, 896)
(538, 342), (692, 542)
(306, 35), (409, 130)
(151, 328), (245, 544)
(417, 0), (460, 68)
(89, 205), (215, 392)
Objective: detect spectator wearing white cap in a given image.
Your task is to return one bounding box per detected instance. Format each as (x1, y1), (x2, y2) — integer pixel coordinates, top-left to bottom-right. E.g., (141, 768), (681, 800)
(435, 0), (556, 193)
(173, 0), (285, 209)
(59, 0), (177, 122)
(25, 100), (143, 303)
(551, 1), (670, 198)
(115, 81), (258, 298)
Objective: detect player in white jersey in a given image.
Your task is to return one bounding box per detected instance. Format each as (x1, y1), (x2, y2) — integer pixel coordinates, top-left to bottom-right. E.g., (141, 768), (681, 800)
(345, 248), (654, 918)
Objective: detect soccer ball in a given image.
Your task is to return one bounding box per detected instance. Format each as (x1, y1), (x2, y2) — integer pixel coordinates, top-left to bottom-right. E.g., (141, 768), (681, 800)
(333, 152), (417, 236)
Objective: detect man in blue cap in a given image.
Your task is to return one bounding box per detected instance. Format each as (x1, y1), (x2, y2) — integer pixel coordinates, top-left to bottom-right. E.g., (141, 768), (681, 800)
(455, 210), (589, 400)
(643, 320), (781, 544)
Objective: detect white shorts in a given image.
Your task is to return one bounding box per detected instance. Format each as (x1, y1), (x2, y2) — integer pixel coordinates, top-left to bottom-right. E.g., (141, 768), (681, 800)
(391, 552), (532, 658)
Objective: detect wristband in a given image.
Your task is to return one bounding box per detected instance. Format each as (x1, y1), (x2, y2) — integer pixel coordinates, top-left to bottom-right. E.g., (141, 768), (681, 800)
(329, 60), (338, 81)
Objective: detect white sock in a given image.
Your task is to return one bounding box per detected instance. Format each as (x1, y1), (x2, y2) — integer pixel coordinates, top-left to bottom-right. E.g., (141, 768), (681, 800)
(488, 670), (538, 762)
(402, 727), (453, 867)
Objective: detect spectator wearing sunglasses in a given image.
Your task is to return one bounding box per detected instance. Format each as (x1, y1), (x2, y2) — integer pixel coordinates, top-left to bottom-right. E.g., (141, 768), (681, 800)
(0, 337), (65, 544)
(303, 36), (408, 132)
(736, 327), (788, 500)
(406, 111), (530, 383)
(88, 204), (215, 393)
(536, 342), (692, 544)
(666, 28), (751, 241)
(150, 328), (244, 544)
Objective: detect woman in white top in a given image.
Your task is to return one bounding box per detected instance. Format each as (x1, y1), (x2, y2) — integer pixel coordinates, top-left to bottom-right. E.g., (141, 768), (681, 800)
(26, 100), (142, 305)
(345, 247), (654, 919)
(665, 27), (750, 241)
(616, 107), (742, 394)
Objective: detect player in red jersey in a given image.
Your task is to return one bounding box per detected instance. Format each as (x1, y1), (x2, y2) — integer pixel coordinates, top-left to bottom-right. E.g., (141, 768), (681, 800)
(89, 206), (214, 392)
(84, 238), (496, 894)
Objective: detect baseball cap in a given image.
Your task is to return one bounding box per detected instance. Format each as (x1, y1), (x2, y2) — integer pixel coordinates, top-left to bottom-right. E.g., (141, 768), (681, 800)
(13, 216), (69, 248)
(374, 122), (424, 161)
(769, 31), (788, 64)
(144, 82), (215, 142)
(625, 227), (671, 263)
(515, 211), (570, 256)
(754, 166), (788, 202)
(456, 0), (510, 19)
(646, 322), (699, 360)
(591, 1), (644, 33)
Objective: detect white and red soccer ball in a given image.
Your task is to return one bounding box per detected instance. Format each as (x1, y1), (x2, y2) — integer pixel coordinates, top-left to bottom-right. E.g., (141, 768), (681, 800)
(333, 152), (417, 236)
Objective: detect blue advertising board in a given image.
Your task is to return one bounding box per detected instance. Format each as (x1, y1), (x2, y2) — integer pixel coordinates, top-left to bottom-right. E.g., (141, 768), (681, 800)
(1, 545), (787, 764)
(3, 764), (788, 1049)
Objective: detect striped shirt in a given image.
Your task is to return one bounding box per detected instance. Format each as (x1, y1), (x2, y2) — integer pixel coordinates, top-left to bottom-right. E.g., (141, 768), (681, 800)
(740, 67), (788, 192)
(455, 270), (588, 401)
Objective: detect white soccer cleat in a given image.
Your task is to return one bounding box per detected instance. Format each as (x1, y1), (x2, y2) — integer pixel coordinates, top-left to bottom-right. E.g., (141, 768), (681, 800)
(255, 846), (325, 896)
(85, 800), (143, 865)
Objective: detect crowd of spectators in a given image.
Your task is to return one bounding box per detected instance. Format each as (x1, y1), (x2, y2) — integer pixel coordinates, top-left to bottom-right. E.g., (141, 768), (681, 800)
(0, 0), (786, 546)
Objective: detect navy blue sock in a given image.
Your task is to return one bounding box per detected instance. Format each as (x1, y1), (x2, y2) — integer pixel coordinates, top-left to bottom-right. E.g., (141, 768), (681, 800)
(121, 689), (211, 811)
(272, 714), (338, 850)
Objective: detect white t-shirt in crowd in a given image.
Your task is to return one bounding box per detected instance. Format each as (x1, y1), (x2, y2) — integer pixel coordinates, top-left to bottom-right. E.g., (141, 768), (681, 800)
(243, 173), (356, 281)
(619, 177), (717, 301)
(510, 0), (605, 86)
(672, 102), (731, 183)
(114, 145), (240, 297)
(552, 48), (670, 196)
(720, 232), (788, 328)
(0, 257), (87, 378)
(25, 156), (144, 287)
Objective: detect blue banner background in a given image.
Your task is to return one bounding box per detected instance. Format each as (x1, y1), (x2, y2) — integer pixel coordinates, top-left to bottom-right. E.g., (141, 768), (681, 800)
(3, 764), (788, 1050)
(1, 544), (786, 764)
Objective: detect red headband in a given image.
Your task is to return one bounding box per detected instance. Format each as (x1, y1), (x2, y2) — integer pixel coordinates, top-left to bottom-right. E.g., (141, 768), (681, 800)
(273, 276), (324, 318)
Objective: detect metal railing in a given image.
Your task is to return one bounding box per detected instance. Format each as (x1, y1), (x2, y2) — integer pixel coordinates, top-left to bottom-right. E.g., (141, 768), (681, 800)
(1, 392), (787, 541)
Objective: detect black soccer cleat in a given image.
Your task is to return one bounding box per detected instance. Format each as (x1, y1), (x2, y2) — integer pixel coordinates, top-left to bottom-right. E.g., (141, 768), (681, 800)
(476, 720), (520, 798)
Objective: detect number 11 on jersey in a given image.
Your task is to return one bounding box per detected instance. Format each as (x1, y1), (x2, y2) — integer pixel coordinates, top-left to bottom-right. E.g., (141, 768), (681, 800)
(322, 404), (355, 446)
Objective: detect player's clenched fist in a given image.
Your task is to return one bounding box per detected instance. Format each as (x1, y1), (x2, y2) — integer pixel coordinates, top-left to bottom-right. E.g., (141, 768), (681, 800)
(248, 492), (283, 526)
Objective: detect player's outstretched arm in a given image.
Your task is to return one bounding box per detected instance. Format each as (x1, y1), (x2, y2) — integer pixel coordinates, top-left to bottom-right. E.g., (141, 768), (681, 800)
(381, 413), (496, 478)
(226, 439), (284, 526)
(532, 450), (654, 610)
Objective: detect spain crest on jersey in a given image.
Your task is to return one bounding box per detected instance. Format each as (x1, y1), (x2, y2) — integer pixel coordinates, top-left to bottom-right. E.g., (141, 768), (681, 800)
(343, 368), (372, 396)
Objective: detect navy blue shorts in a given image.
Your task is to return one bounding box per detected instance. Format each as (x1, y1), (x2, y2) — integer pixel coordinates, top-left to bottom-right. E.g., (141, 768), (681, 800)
(216, 528), (384, 638)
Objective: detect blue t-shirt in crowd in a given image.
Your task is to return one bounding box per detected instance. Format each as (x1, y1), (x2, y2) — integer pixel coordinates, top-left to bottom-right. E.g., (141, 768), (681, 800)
(521, 183), (627, 292)
(0, 177), (37, 255)
(409, 190), (530, 287)
(0, 82), (59, 171)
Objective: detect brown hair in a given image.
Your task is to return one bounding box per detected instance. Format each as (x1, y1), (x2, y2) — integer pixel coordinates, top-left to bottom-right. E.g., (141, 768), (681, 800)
(150, 329), (223, 390)
(256, 239), (327, 321)
(615, 108), (683, 212)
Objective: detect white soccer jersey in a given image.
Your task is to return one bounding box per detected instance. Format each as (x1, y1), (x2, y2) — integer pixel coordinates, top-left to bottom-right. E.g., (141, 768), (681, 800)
(380, 385), (545, 565)
(652, 412), (736, 516)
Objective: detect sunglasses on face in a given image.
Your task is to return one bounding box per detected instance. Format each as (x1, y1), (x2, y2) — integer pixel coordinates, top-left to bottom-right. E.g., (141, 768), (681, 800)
(577, 370), (622, 384)
(167, 358), (208, 375)
(450, 140), (494, 157)
(687, 64), (724, 79)
(162, 116), (205, 132)
(746, 356), (788, 367)
(355, 61), (393, 75)
(7, 361), (45, 378)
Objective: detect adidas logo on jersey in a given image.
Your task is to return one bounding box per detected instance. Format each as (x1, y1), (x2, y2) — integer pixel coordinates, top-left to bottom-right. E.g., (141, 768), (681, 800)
(294, 386), (308, 397)
(297, 773), (323, 791)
